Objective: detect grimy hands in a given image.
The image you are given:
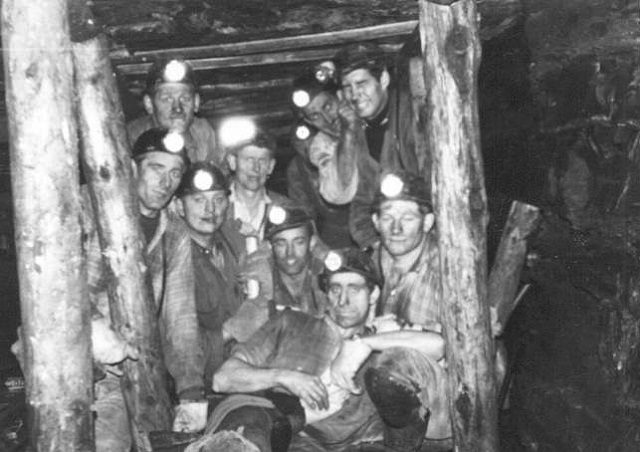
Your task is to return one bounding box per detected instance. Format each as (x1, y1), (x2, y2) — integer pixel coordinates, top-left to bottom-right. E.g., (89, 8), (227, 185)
(337, 90), (360, 131)
(279, 369), (329, 411)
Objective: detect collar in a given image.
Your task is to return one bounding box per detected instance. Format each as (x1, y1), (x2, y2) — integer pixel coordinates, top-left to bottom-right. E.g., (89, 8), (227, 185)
(365, 98), (390, 128)
(228, 181), (272, 205)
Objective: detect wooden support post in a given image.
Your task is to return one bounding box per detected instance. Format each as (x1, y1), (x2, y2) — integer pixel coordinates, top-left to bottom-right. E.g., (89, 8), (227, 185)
(418, 0), (499, 450)
(488, 201), (540, 336)
(69, 1), (172, 449)
(1, 0), (93, 450)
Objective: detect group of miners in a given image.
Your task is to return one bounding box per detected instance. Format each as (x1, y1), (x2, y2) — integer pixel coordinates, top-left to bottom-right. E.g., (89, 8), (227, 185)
(24, 42), (463, 452)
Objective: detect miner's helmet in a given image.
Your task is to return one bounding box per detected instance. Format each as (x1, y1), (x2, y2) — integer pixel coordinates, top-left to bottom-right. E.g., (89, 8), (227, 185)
(131, 128), (190, 165)
(218, 117), (276, 156)
(175, 162), (229, 198)
(319, 248), (380, 292)
(145, 58), (197, 94)
(374, 170), (432, 211)
(291, 62), (339, 110)
(264, 205), (314, 241)
(333, 42), (388, 79)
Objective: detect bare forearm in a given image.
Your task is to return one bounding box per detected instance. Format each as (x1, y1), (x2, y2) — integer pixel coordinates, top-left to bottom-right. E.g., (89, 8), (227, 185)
(361, 331), (445, 361)
(212, 357), (285, 393)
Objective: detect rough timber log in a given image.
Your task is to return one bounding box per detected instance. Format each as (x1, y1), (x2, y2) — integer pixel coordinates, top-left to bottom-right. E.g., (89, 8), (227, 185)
(1, 0), (93, 450)
(419, 0), (499, 450)
(488, 201), (540, 336)
(69, 1), (172, 448)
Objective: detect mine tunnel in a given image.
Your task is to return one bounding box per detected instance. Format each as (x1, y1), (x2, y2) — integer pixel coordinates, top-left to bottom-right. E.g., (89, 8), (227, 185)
(1, 0), (640, 451)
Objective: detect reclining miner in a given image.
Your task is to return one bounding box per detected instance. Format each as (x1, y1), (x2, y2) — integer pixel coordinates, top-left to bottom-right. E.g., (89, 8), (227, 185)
(206, 248), (449, 452)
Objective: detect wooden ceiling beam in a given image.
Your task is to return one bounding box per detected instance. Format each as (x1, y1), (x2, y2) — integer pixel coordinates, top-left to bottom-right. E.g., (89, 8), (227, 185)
(110, 21), (418, 62)
(115, 43), (404, 75)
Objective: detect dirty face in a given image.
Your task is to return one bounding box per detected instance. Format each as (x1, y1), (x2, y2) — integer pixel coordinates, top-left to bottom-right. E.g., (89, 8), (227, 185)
(326, 271), (372, 329)
(146, 83), (200, 134)
(302, 91), (341, 136)
(228, 145), (275, 192)
(373, 199), (433, 257)
(341, 68), (389, 121)
(271, 225), (312, 276)
(178, 190), (228, 236)
(136, 151), (185, 217)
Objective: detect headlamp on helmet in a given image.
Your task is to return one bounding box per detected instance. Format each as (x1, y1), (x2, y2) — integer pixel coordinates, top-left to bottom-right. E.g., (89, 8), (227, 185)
(145, 58), (197, 93)
(375, 171), (432, 210)
(314, 61), (336, 84)
(132, 128), (189, 163)
(175, 162), (229, 198)
(264, 205), (313, 240)
(219, 117), (257, 150)
(292, 89), (311, 108)
(319, 248), (379, 292)
(294, 122), (318, 141)
(268, 205), (288, 225)
(162, 132), (186, 154)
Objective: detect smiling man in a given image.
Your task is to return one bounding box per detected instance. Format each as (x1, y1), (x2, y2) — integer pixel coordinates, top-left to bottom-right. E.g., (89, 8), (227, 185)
(287, 68), (378, 248)
(127, 58), (222, 165)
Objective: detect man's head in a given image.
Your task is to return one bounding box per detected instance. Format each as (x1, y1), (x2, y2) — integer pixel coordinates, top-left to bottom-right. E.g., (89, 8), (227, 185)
(320, 249), (380, 329)
(291, 70), (341, 136)
(372, 171), (434, 258)
(225, 130), (276, 193)
(132, 128), (189, 218)
(174, 162), (229, 238)
(334, 43), (390, 121)
(143, 58), (200, 134)
(265, 205), (315, 276)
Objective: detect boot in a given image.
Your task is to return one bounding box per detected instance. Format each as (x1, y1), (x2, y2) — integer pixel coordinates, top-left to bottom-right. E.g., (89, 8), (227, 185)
(364, 367), (430, 452)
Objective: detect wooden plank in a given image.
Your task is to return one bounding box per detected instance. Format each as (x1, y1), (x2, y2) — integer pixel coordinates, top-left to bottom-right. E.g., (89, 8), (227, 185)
(111, 21), (418, 62)
(488, 201), (540, 337)
(1, 0), (93, 450)
(116, 44), (404, 75)
(419, 0), (499, 450)
(71, 12), (173, 450)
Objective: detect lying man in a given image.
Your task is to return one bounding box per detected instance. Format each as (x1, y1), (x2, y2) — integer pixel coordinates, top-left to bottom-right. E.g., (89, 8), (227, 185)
(209, 248), (450, 452)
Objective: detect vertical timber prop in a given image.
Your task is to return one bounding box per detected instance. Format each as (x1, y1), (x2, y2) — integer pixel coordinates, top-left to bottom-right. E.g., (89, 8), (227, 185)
(1, 0), (93, 450)
(418, 0), (499, 450)
(68, 0), (172, 449)
(488, 201), (540, 336)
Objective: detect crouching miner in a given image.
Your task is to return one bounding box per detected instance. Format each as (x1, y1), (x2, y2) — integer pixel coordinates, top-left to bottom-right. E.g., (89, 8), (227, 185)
(205, 248), (450, 452)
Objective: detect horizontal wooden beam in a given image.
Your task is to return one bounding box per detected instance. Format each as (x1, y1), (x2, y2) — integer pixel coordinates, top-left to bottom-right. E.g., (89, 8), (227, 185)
(116, 44), (404, 75)
(111, 21), (418, 62)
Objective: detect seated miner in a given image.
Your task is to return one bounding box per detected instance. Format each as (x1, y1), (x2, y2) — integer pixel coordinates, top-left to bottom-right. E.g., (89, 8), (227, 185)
(85, 128), (206, 450)
(220, 119), (292, 240)
(127, 57), (222, 165)
(240, 204), (328, 316)
(333, 43), (421, 248)
(207, 248), (449, 452)
(286, 64), (377, 248)
(173, 161), (270, 388)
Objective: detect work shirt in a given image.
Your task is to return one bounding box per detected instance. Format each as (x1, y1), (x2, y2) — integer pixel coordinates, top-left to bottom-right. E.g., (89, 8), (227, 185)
(191, 225), (244, 383)
(226, 183), (293, 240)
(271, 256), (328, 316)
(373, 232), (442, 329)
(127, 115), (222, 165)
(233, 311), (383, 450)
(84, 199), (204, 399)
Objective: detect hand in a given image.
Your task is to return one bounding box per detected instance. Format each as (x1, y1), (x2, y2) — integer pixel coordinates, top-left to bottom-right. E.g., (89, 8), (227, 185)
(337, 91), (360, 131)
(330, 339), (372, 394)
(172, 400), (208, 433)
(490, 306), (501, 337)
(372, 314), (401, 333)
(92, 317), (138, 365)
(238, 243), (273, 299)
(279, 370), (329, 411)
